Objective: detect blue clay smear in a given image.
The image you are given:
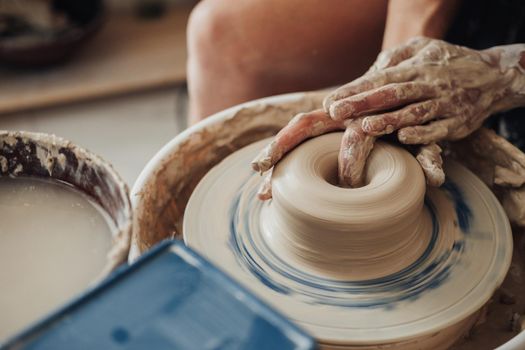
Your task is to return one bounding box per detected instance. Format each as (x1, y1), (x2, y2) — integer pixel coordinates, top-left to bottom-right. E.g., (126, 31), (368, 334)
(442, 180), (472, 232)
(228, 179), (472, 309)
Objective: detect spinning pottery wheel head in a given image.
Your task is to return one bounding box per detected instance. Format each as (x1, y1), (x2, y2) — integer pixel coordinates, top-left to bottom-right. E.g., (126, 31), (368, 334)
(183, 133), (513, 349)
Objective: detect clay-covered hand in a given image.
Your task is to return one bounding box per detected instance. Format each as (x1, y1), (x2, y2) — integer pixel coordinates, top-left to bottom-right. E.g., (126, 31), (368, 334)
(251, 109), (356, 199)
(251, 108), (444, 199)
(325, 38), (525, 185)
(252, 37), (525, 199)
(325, 37), (525, 142)
(250, 109), (380, 189)
(450, 127), (525, 226)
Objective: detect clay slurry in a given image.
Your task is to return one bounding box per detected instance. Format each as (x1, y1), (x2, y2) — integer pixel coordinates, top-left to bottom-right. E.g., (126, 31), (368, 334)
(0, 176), (113, 341)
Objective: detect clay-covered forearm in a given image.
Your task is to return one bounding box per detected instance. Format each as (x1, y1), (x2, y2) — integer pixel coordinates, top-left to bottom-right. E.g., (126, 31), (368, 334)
(255, 37), (525, 200)
(450, 127), (525, 225)
(382, 0), (462, 49)
(482, 44), (525, 112)
(324, 38), (525, 144)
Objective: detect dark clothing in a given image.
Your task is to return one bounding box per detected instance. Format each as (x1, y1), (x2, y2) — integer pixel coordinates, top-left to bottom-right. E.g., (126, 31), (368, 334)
(446, 0), (525, 149)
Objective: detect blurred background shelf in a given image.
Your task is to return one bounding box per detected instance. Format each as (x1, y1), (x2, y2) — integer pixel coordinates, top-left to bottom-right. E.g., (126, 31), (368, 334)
(0, 4), (191, 115)
(0, 2), (193, 186)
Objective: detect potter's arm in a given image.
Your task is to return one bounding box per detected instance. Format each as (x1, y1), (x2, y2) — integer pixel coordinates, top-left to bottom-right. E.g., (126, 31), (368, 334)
(253, 0), (462, 190)
(325, 40), (525, 142)
(482, 44), (525, 111)
(451, 127), (525, 226)
(252, 0), (525, 199)
(253, 39), (525, 198)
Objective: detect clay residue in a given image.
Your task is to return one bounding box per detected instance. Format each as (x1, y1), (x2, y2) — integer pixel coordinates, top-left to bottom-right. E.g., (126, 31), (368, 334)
(450, 127), (525, 226)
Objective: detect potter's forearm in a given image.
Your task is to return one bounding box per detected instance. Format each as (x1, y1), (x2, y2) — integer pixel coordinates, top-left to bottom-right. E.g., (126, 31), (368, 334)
(261, 37), (525, 197)
(482, 44), (525, 112)
(382, 0), (461, 49)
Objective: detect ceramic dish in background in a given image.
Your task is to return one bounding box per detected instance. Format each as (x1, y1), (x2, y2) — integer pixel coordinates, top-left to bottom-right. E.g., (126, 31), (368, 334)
(0, 0), (104, 67)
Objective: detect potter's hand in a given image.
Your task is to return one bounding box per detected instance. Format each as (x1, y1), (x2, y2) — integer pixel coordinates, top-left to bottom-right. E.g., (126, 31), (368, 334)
(451, 127), (525, 226)
(325, 37), (525, 144)
(252, 38), (525, 199)
(330, 37), (524, 185)
(251, 108), (444, 199)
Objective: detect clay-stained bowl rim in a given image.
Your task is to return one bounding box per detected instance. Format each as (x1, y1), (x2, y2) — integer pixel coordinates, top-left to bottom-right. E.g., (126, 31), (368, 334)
(130, 92), (322, 259)
(132, 92), (307, 197)
(0, 130), (132, 278)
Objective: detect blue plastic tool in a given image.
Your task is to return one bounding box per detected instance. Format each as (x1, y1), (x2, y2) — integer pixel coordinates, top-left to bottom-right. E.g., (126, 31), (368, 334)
(3, 240), (316, 350)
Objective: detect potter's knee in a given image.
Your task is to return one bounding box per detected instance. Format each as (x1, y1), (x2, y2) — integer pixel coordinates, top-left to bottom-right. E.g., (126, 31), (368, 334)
(187, 1), (268, 83)
(187, 1), (237, 67)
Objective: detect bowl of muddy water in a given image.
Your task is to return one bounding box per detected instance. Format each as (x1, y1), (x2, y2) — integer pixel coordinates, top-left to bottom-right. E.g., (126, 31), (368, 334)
(0, 130), (131, 342)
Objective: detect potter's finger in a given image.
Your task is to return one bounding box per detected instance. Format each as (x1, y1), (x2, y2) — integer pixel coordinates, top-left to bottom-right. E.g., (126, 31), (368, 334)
(362, 99), (444, 136)
(252, 109), (344, 173)
(323, 66), (416, 112)
(474, 128), (525, 184)
(330, 82), (437, 121)
(257, 171), (273, 201)
(416, 143), (445, 187)
(338, 123), (376, 188)
(397, 118), (462, 145)
(447, 113), (488, 141)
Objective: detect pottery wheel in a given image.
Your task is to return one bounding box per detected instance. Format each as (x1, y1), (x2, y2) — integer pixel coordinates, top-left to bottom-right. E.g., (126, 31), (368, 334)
(183, 133), (513, 349)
